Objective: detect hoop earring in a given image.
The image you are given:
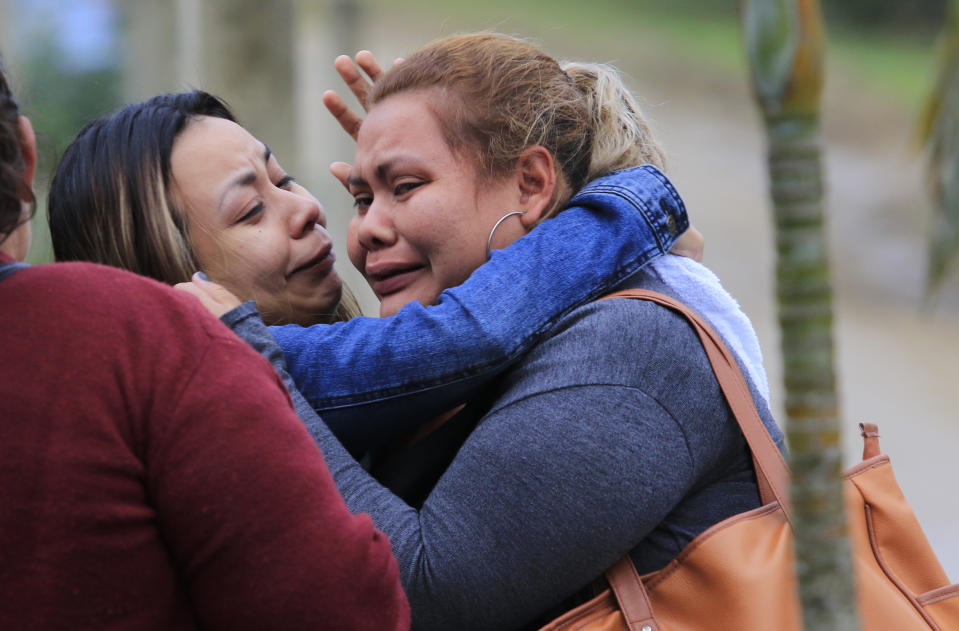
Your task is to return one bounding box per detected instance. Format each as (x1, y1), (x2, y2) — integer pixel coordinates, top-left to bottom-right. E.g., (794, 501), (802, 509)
(486, 211), (526, 260)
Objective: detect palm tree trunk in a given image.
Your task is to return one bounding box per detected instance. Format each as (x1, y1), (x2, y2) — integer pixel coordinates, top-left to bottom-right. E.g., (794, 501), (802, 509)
(741, 0), (858, 627)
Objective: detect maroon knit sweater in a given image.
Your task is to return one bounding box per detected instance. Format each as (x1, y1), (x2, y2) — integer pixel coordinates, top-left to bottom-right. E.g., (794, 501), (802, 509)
(0, 254), (409, 631)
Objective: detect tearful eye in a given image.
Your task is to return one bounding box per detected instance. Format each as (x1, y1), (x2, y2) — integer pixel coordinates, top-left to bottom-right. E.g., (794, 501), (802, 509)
(394, 181), (423, 197)
(353, 195), (372, 213)
(238, 203), (265, 223)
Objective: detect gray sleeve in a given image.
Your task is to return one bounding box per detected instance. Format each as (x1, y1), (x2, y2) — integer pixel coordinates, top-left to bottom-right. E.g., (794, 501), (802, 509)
(221, 302), (328, 443)
(311, 305), (705, 630)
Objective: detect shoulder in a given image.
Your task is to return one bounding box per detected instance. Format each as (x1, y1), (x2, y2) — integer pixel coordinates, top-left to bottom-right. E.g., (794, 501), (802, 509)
(529, 292), (704, 377)
(20, 261), (189, 310)
(494, 286), (760, 443)
(525, 283), (785, 452)
(494, 293), (711, 419)
(9, 261), (247, 359)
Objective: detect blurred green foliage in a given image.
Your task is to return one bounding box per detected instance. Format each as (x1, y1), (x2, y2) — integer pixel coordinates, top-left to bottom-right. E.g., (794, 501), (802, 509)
(21, 48), (121, 181)
(15, 19), (121, 263)
(822, 0), (945, 34)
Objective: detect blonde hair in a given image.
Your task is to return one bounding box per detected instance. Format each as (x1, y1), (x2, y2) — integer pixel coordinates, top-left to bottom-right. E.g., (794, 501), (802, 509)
(368, 33), (664, 216)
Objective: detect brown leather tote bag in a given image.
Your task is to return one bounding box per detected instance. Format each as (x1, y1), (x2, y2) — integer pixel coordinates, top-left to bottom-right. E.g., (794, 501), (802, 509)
(539, 289), (959, 631)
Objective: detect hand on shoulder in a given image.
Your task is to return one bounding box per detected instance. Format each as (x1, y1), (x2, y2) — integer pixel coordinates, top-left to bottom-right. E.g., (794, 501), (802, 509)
(174, 272), (242, 319)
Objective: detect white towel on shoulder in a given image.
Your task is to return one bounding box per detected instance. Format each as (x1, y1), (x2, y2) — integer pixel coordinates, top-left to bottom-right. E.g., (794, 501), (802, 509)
(641, 254), (771, 406)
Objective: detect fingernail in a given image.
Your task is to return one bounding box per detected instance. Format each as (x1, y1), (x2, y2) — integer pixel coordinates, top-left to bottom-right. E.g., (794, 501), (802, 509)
(196, 271), (209, 281)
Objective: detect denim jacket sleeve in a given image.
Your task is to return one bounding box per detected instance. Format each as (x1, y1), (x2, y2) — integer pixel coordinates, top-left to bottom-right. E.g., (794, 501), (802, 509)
(264, 164), (688, 451)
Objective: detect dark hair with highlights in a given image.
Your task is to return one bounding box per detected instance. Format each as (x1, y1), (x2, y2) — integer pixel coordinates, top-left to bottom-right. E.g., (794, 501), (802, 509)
(48, 91), (235, 283)
(48, 90), (360, 323)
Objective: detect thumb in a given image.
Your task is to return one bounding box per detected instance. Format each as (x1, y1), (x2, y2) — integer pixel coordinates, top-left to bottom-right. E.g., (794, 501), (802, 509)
(330, 162), (353, 191)
(192, 271), (237, 301)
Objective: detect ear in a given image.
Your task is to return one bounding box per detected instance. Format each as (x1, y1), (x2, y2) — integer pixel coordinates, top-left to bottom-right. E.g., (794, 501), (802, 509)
(513, 145), (556, 229)
(17, 116), (37, 196)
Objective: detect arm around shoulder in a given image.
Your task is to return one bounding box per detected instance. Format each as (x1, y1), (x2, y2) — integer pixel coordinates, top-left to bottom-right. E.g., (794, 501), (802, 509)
(271, 165), (689, 444)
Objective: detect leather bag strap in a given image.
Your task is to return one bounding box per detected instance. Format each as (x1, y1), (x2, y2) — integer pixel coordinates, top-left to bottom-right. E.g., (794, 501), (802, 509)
(606, 556), (662, 631)
(600, 289), (792, 516)
(597, 289), (794, 630)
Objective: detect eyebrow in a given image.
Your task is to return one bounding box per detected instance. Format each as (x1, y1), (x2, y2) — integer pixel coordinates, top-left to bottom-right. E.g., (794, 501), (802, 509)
(217, 143), (273, 212)
(346, 174), (368, 188)
(347, 155), (424, 189)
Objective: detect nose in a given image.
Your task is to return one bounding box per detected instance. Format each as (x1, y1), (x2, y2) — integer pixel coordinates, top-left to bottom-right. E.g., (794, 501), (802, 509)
(288, 191), (323, 239)
(354, 199), (397, 251)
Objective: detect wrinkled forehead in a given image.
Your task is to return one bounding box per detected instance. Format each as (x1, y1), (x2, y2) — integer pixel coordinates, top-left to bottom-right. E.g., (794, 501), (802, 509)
(169, 116), (266, 210)
(173, 116), (262, 173)
(354, 89), (479, 182)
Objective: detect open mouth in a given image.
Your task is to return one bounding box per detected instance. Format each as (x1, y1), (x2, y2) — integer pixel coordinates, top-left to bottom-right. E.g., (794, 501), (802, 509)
(367, 264), (425, 297)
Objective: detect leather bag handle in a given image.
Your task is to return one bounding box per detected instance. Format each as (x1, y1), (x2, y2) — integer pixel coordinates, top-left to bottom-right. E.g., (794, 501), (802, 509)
(597, 289), (793, 630)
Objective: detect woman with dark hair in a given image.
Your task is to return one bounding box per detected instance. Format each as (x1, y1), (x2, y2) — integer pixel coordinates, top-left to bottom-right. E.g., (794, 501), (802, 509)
(0, 57), (409, 631)
(48, 90), (361, 325)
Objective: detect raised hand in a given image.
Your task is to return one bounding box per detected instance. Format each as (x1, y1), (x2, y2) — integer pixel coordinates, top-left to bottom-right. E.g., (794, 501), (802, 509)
(323, 50), (397, 140)
(670, 226), (705, 262)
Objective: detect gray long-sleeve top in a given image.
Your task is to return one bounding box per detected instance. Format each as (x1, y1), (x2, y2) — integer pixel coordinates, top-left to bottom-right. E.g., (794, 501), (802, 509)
(229, 267), (784, 631)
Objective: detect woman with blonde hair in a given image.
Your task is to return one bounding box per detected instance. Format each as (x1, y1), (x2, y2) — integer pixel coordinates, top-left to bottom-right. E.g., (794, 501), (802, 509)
(230, 33), (780, 630)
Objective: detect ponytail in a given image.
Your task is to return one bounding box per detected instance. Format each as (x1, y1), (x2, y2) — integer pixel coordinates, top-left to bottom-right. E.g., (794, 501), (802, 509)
(562, 61), (665, 180)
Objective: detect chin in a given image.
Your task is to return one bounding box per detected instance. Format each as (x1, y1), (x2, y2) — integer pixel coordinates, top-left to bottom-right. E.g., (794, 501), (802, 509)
(287, 299), (344, 326)
(261, 287), (346, 327)
(377, 290), (440, 318)
(325, 275), (344, 305)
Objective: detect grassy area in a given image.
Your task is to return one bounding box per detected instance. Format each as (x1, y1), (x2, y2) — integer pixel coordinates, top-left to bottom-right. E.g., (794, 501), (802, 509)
(827, 26), (936, 112)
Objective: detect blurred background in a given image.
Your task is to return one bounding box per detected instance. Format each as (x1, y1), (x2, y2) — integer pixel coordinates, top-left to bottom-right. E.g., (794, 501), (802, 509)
(2, 0), (956, 578)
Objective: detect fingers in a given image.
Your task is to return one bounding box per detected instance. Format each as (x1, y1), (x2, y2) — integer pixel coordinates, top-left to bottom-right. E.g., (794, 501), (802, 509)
(330, 162), (353, 191)
(173, 280), (206, 301)
(193, 272), (241, 302)
(669, 225), (705, 262)
(323, 90), (364, 141)
(327, 50), (391, 140)
(334, 54), (372, 110)
(174, 272), (243, 319)
(354, 50), (384, 82)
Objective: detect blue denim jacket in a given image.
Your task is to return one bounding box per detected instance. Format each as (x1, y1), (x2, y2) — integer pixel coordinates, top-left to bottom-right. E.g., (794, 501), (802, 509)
(265, 165), (688, 451)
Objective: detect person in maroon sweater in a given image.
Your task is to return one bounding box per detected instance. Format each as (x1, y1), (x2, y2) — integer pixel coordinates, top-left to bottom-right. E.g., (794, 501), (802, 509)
(0, 59), (409, 631)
